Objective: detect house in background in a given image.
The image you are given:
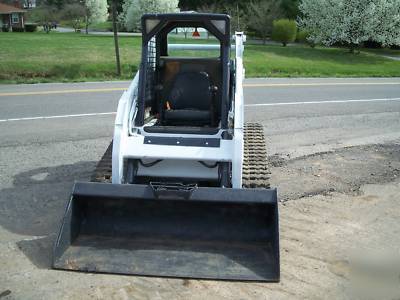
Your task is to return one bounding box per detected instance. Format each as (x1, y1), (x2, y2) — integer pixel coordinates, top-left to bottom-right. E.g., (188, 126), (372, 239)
(0, 2), (26, 31)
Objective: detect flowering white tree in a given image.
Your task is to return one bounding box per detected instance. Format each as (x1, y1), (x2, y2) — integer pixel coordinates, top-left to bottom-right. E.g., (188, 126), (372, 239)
(121, 0), (179, 32)
(299, 0), (400, 51)
(84, 0), (108, 34)
(371, 0), (400, 46)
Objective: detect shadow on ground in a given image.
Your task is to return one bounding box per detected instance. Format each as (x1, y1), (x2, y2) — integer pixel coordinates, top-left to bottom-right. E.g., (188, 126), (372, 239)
(0, 161), (96, 268)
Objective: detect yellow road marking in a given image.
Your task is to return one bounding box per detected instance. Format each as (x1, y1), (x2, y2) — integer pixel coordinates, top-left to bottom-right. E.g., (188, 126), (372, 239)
(0, 82), (399, 97)
(0, 87), (126, 97)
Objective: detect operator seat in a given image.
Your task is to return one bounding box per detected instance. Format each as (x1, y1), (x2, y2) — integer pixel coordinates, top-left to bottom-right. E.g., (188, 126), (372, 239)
(163, 71), (215, 126)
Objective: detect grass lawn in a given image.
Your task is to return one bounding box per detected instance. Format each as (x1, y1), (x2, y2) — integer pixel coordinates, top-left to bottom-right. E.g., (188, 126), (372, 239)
(0, 32), (141, 83)
(1, 32), (400, 83)
(246, 45), (400, 77)
(362, 48), (400, 57)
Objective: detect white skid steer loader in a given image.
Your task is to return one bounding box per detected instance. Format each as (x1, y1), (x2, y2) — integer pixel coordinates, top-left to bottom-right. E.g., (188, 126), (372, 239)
(53, 13), (279, 281)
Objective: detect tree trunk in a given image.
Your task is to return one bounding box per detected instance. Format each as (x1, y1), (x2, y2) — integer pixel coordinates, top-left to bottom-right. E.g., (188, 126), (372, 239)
(112, 0), (121, 76)
(85, 15), (89, 34)
(348, 43), (359, 53)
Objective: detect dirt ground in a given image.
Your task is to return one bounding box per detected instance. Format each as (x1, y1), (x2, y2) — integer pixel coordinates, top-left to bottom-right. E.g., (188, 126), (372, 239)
(1, 141), (400, 299)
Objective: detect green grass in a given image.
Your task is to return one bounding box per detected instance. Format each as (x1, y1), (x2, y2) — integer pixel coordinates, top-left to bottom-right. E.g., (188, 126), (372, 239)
(1, 32), (400, 83)
(89, 21), (113, 32)
(245, 44), (400, 77)
(0, 32), (140, 83)
(362, 48), (400, 57)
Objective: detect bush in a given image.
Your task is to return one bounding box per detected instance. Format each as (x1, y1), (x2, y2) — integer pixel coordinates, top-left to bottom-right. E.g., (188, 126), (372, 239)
(271, 19), (297, 46)
(296, 30), (308, 43)
(296, 29), (316, 47)
(11, 27), (25, 32)
(24, 23), (38, 32)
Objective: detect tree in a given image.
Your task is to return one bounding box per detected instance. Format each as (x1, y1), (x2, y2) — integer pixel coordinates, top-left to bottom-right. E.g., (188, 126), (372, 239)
(369, 0), (400, 47)
(271, 19), (297, 46)
(179, 0), (254, 11)
(27, 5), (59, 32)
(121, 0), (179, 32)
(223, 3), (248, 32)
(61, 3), (86, 32)
(40, 0), (65, 9)
(197, 3), (247, 34)
(196, 3), (220, 14)
(84, 0), (108, 34)
(299, 0), (400, 52)
(246, 0), (282, 44)
(280, 0), (299, 19)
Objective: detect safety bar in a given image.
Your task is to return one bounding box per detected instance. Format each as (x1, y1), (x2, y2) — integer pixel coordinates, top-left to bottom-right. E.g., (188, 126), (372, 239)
(168, 44), (236, 51)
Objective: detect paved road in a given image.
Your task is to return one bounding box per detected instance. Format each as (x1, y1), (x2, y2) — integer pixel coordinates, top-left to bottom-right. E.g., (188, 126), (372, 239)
(1, 77), (400, 299)
(1, 77), (400, 156)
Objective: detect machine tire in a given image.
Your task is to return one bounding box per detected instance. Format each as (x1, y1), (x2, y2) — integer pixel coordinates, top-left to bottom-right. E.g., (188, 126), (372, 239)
(242, 123), (271, 189)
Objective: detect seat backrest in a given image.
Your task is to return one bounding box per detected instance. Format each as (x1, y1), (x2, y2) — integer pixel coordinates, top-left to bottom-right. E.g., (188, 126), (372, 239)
(168, 71), (212, 111)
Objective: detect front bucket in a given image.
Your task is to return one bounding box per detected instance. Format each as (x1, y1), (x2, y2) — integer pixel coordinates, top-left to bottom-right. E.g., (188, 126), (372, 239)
(53, 182), (279, 281)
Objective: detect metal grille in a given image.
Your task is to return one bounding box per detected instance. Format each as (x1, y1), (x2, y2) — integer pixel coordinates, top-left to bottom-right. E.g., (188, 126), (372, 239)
(145, 37), (156, 105)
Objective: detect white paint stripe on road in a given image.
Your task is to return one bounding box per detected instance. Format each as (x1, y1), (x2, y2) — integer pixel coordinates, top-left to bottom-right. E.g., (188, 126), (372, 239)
(1, 97), (400, 123)
(245, 97), (400, 107)
(0, 112), (116, 123)
(244, 82), (400, 88)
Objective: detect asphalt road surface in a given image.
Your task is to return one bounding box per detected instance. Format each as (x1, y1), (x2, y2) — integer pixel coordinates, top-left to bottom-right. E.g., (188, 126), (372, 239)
(1, 77), (400, 156)
(1, 78), (400, 299)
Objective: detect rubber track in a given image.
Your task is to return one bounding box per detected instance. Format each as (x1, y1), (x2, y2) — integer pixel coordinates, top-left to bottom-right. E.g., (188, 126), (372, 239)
(92, 123), (270, 188)
(242, 123), (271, 188)
(91, 141), (112, 183)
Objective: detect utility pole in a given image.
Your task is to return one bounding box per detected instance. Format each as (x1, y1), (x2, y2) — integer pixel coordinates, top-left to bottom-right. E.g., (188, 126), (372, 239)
(237, 3), (240, 30)
(111, 0), (121, 76)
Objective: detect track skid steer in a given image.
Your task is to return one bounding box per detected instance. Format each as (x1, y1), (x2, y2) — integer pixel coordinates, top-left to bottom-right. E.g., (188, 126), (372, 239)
(53, 13), (279, 281)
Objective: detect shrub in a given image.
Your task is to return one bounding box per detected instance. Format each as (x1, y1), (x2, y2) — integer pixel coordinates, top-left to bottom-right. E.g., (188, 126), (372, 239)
(24, 23), (38, 32)
(11, 27), (25, 32)
(271, 19), (297, 46)
(296, 29), (316, 47)
(296, 30), (308, 43)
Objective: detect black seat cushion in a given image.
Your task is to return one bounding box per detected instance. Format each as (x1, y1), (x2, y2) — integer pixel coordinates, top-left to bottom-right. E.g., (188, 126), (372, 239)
(164, 71), (213, 125)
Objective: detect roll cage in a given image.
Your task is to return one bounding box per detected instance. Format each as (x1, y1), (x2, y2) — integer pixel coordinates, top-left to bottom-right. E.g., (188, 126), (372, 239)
(135, 13), (232, 129)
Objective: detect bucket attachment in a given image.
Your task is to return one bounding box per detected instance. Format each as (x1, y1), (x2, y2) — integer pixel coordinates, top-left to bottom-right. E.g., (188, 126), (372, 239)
(53, 182), (279, 281)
